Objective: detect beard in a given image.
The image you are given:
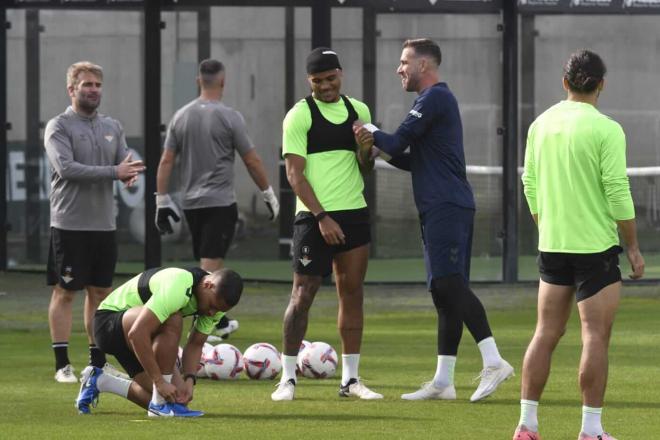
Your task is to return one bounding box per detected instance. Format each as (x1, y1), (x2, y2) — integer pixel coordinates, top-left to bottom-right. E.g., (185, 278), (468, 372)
(404, 76), (419, 92)
(77, 93), (100, 113)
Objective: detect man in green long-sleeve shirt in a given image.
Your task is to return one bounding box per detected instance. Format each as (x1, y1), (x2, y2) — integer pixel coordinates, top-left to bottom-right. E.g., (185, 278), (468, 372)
(514, 50), (644, 440)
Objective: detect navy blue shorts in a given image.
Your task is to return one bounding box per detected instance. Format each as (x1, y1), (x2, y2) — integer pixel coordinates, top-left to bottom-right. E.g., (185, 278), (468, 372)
(421, 205), (474, 289)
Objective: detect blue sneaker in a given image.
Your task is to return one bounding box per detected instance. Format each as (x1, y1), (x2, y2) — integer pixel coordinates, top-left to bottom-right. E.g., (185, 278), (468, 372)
(147, 402), (204, 418)
(75, 366), (102, 414)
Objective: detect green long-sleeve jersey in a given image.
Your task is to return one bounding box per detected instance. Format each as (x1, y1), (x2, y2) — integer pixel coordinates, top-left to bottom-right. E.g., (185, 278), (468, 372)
(522, 100), (635, 253)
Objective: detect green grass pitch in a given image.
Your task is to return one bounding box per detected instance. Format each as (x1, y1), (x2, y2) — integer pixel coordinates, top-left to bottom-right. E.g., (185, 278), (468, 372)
(1, 272), (659, 438)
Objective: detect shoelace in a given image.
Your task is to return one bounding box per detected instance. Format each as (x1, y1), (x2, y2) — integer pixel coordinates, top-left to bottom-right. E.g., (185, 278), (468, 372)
(472, 367), (495, 384)
(274, 379), (295, 388)
(350, 378), (378, 395)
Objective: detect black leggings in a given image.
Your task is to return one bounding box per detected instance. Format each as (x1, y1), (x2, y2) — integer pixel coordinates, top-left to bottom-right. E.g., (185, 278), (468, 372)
(430, 274), (493, 356)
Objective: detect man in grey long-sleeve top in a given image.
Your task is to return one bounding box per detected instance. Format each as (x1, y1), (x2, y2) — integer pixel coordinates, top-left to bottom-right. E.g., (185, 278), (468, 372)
(44, 61), (145, 383)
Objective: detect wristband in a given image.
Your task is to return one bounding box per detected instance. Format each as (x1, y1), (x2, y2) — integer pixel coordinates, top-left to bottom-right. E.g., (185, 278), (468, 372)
(314, 211), (328, 222)
(183, 373), (196, 385)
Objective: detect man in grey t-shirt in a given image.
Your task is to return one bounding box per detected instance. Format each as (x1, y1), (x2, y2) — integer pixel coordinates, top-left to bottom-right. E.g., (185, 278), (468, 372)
(45, 61), (145, 383)
(155, 59), (279, 341)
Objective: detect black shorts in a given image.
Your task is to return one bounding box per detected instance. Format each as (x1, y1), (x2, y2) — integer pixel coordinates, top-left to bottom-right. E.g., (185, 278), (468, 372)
(292, 208), (371, 277)
(47, 228), (117, 291)
(538, 245), (623, 302)
(183, 204), (238, 260)
(94, 309), (143, 378)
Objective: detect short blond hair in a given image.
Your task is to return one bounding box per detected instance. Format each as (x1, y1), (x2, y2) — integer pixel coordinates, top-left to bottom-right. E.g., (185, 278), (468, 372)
(66, 61), (103, 88)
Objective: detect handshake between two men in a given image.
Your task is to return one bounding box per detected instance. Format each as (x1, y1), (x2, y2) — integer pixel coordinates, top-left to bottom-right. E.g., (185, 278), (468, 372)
(353, 121), (390, 164)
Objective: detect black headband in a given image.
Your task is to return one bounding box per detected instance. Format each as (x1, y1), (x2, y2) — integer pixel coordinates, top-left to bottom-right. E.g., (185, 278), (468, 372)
(306, 47), (342, 75)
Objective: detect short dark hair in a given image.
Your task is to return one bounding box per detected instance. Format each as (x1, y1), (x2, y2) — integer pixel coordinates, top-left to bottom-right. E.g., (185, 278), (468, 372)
(198, 59), (225, 86)
(212, 268), (243, 307)
(563, 49), (606, 94)
(403, 38), (441, 66)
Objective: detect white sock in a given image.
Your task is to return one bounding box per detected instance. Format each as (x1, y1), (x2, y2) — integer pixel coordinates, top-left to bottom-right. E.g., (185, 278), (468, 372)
(519, 399), (539, 432)
(97, 372), (131, 398)
(281, 354), (298, 384)
(581, 406), (603, 436)
(432, 355), (456, 388)
(341, 354), (360, 386)
(477, 336), (503, 368)
(151, 374), (172, 405)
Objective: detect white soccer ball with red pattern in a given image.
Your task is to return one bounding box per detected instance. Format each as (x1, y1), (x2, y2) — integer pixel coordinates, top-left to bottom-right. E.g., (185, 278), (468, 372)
(204, 344), (244, 380)
(299, 342), (338, 379)
(196, 342), (215, 378)
(296, 340), (312, 376)
(201, 342), (215, 360)
(243, 343), (281, 380)
(177, 345), (209, 378)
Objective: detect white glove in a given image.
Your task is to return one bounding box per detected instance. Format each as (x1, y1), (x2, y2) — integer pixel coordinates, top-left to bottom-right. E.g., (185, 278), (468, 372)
(155, 193), (181, 235)
(262, 186), (280, 222)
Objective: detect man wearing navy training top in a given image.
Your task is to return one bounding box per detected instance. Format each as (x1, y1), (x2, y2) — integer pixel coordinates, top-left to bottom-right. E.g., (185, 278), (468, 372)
(355, 38), (513, 402)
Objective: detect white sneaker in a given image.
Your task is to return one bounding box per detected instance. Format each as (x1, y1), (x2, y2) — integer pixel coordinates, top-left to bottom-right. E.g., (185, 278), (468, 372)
(470, 359), (514, 402)
(338, 378), (383, 400)
(271, 379), (296, 401)
(207, 319), (239, 344)
(401, 382), (456, 400)
(102, 362), (130, 380)
(55, 364), (77, 383)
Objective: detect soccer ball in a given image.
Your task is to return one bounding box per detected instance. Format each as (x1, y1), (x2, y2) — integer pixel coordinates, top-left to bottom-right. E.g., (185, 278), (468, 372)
(204, 344), (244, 380)
(243, 343), (281, 380)
(296, 339), (311, 376)
(177, 345), (210, 378)
(201, 342), (215, 360)
(196, 343), (215, 378)
(195, 342), (215, 378)
(299, 342), (338, 379)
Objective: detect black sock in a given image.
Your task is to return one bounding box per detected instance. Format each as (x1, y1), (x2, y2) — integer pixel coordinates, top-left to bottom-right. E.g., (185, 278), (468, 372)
(53, 342), (70, 371)
(89, 344), (106, 368)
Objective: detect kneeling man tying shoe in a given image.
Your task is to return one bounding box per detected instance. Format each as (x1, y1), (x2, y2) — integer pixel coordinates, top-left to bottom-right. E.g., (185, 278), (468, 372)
(75, 267), (243, 417)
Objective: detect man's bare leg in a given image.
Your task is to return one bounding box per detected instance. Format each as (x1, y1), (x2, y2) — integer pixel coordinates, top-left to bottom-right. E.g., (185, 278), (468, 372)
(516, 281), (574, 434)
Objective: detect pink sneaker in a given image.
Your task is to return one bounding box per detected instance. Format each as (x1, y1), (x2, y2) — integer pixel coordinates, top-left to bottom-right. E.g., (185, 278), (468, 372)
(513, 425), (542, 440)
(578, 433), (617, 440)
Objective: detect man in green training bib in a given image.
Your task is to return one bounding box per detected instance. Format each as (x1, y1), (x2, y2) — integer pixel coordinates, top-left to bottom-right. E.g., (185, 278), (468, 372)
(271, 47), (381, 402)
(514, 50), (644, 440)
(75, 267), (243, 417)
